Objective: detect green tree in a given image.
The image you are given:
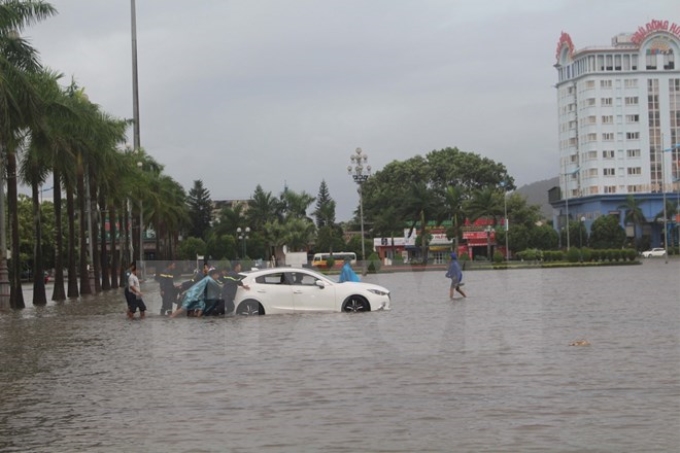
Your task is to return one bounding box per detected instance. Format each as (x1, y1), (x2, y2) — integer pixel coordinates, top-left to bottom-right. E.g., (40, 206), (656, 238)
(399, 182), (440, 263)
(178, 236), (207, 261)
(529, 223), (560, 250)
(187, 179), (212, 240)
(465, 187), (504, 224)
(313, 179), (336, 228)
(280, 187), (315, 221)
(618, 195), (646, 249)
(248, 185), (281, 231)
(589, 215), (626, 249)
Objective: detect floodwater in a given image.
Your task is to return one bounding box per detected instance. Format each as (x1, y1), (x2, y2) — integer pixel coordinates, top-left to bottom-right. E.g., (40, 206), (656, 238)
(1, 260), (679, 453)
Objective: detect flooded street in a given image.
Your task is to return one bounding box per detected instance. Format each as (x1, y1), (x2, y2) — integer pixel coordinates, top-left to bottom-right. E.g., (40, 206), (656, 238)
(1, 261), (679, 452)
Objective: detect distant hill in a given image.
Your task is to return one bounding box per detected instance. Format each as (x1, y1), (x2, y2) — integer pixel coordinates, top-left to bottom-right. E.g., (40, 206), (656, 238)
(515, 176), (558, 220)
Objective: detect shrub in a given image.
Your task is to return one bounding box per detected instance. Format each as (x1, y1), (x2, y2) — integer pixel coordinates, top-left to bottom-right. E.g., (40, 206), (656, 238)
(326, 257), (336, 269)
(367, 252), (381, 273)
(493, 250), (504, 263)
(566, 248), (580, 263)
(581, 248), (592, 262)
(590, 249), (600, 262)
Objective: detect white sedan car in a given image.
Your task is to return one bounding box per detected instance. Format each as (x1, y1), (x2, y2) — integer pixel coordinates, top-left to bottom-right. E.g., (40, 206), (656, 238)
(641, 248), (666, 258)
(232, 267), (391, 315)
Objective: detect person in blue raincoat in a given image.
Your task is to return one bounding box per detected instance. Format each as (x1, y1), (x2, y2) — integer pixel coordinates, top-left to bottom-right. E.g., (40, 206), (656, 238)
(338, 256), (360, 283)
(446, 252), (466, 300)
(170, 269), (223, 318)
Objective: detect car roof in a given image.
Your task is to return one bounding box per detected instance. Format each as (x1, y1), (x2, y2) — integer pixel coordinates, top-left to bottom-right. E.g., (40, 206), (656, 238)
(240, 267), (318, 276)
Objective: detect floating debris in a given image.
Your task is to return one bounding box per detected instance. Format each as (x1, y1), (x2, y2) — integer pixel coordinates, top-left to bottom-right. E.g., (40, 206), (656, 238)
(569, 339), (590, 346)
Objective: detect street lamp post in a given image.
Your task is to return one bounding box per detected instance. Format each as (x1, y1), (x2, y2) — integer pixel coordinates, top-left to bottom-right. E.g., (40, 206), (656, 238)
(501, 181), (510, 261)
(130, 0), (143, 277)
(237, 227), (250, 259)
(348, 148), (371, 274)
(485, 226), (494, 260)
(579, 216), (585, 262)
(562, 166), (580, 251)
(661, 140), (680, 264)
(137, 160), (143, 279)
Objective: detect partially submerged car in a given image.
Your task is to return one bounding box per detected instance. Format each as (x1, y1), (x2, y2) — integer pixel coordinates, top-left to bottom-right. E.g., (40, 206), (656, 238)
(641, 248), (666, 258)
(233, 267), (391, 315)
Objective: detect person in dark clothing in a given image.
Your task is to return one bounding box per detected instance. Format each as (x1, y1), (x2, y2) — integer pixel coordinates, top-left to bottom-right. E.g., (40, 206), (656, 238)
(159, 261), (179, 315)
(220, 262), (250, 315)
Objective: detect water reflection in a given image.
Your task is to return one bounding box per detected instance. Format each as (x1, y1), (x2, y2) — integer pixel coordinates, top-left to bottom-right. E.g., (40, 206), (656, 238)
(1, 261), (679, 452)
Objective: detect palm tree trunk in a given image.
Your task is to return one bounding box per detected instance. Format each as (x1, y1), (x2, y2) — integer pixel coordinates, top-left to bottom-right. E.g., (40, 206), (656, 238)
(77, 166), (91, 295)
(99, 193), (110, 290)
(89, 174), (101, 293)
(7, 148), (24, 309)
(51, 170), (66, 301)
(110, 205), (119, 288)
(420, 210), (428, 265)
(66, 185), (79, 298)
(31, 181), (47, 305)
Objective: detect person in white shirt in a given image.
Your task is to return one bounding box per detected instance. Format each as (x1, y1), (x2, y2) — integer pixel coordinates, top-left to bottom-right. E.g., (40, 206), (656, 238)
(126, 264), (146, 319)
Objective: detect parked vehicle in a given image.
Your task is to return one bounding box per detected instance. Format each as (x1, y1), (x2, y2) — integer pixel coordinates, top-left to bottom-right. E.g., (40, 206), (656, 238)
(233, 267), (390, 315)
(312, 252), (357, 268)
(641, 248), (666, 258)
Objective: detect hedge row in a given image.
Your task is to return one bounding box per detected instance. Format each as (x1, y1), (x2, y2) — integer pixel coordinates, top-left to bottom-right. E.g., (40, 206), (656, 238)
(516, 248), (638, 263)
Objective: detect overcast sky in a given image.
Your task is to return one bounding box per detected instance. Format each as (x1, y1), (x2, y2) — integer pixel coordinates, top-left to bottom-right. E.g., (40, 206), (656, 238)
(24, 0), (677, 220)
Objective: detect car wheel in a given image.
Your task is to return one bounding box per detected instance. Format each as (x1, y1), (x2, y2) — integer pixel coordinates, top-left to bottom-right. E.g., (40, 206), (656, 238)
(236, 299), (264, 316)
(342, 296), (370, 313)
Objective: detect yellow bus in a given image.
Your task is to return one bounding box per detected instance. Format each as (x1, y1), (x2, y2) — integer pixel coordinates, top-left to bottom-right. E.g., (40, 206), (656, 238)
(312, 252), (357, 268)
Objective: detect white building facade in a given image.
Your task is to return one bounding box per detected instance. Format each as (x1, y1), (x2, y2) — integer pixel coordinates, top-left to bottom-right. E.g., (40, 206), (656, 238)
(551, 19), (680, 248)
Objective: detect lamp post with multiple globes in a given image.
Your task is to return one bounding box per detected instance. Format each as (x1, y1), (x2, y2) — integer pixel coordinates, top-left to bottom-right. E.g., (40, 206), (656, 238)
(237, 227), (250, 259)
(347, 148), (371, 274)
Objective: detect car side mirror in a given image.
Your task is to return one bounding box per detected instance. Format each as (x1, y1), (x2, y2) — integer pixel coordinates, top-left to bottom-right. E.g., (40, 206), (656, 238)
(315, 280), (325, 289)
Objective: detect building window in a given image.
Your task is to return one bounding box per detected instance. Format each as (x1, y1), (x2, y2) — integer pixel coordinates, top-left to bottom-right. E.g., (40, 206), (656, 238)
(600, 80), (612, 89)
(587, 115), (597, 124)
(624, 79), (637, 88)
(587, 133), (597, 142)
(602, 133), (614, 141)
(625, 96), (639, 105)
(627, 149), (641, 158)
(586, 98), (596, 106)
(601, 97), (613, 106)
(627, 167), (642, 175)
(601, 115), (614, 124)
(604, 185), (617, 193)
(586, 151), (598, 161)
(626, 132), (639, 140)
(586, 80), (595, 89)
(626, 114), (639, 123)
(627, 184), (642, 193)
(603, 168), (616, 176)
(585, 168), (598, 178)
(602, 150), (615, 159)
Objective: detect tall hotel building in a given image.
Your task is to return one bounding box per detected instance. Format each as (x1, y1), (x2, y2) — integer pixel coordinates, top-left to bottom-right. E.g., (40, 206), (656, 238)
(551, 19), (680, 247)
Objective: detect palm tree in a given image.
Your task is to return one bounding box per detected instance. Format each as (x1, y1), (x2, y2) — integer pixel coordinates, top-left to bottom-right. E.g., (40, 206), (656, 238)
(0, 0), (57, 308)
(280, 188), (315, 220)
(399, 182), (440, 263)
(440, 185), (466, 250)
(618, 195), (646, 248)
(465, 186), (505, 224)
